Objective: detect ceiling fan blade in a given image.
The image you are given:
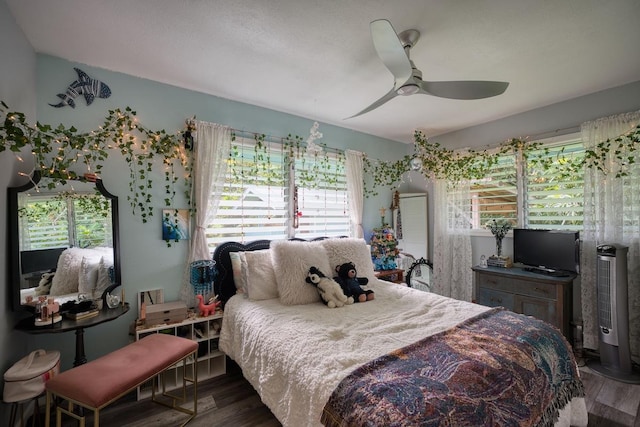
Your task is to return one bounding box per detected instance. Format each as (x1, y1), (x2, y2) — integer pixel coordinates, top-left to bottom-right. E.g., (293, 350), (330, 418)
(370, 19), (413, 87)
(345, 87), (398, 119)
(418, 80), (509, 100)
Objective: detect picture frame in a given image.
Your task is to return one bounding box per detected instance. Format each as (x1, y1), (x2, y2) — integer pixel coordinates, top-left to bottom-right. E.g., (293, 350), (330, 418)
(162, 209), (190, 241)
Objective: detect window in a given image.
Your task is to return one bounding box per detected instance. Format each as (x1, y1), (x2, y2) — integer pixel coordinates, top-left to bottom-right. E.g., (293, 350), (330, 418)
(524, 137), (584, 230)
(293, 151), (349, 239)
(470, 134), (584, 230)
(18, 192), (113, 250)
(470, 153), (517, 228)
(205, 136), (349, 247)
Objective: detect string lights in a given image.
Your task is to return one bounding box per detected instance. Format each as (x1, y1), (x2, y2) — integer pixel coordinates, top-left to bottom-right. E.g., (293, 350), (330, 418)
(0, 101), (191, 223)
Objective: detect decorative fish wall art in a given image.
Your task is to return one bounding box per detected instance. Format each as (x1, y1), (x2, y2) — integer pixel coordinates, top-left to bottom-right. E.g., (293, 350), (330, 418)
(49, 68), (111, 108)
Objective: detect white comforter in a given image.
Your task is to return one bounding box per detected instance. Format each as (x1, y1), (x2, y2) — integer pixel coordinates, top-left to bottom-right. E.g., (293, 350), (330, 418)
(219, 279), (588, 427)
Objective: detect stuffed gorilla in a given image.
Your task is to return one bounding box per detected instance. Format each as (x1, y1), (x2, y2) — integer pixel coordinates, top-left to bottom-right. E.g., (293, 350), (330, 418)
(334, 262), (374, 303)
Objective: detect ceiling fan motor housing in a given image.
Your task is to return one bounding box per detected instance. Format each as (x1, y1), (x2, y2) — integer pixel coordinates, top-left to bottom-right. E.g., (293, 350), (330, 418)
(397, 84), (419, 96)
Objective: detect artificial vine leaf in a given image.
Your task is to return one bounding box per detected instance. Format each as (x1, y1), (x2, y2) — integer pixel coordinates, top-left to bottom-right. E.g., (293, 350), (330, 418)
(0, 101), (193, 246)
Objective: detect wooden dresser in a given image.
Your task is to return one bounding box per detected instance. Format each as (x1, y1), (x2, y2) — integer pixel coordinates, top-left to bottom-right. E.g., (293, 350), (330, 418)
(472, 265), (575, 340)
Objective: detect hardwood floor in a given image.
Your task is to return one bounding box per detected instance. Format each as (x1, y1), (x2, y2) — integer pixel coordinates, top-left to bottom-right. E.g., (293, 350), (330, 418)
(580, 366), (640, 427)
(44, 360), (638, 427)
(53, 362), (281, 427)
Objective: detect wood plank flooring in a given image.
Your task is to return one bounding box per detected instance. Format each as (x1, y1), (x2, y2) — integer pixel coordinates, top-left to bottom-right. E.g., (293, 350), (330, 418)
(579, 366), (640, 427)
(46, 360), (639, 426)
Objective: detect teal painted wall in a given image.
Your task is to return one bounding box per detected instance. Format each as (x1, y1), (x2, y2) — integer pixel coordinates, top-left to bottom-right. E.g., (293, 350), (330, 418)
(26, 54), (408, 369)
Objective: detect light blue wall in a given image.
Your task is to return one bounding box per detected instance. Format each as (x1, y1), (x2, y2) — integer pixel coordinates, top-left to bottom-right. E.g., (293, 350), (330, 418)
(0, 0), (37, 422)
(25, 54), (406, 369)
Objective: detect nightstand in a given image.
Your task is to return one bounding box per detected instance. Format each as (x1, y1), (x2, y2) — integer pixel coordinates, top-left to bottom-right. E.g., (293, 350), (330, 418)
(374, 269), (404, 284)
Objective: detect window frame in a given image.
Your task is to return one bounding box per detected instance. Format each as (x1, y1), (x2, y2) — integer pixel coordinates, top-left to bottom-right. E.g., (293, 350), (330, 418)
(205, 136), (350, 247)
(470, 132), (584, 234)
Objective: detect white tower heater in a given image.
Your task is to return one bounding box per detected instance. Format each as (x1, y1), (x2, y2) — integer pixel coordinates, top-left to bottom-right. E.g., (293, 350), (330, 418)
(589, 244), (640, 383)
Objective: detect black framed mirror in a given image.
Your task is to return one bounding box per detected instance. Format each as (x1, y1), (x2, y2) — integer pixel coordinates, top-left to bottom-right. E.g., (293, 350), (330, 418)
(406, 257), (433, 292)
(8, 170), (121, 311)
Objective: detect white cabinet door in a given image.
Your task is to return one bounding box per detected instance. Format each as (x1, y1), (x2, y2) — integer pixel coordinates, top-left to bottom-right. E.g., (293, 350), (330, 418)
(396, 193), (428, 259)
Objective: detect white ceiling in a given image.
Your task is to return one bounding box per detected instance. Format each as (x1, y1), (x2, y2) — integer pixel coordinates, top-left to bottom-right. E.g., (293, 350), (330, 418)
(6, 0), (640, 143)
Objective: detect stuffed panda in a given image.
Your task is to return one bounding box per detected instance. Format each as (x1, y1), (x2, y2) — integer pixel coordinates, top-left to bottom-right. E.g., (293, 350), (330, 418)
(306, 266), (354, 308)
(334, 262), (374, 303)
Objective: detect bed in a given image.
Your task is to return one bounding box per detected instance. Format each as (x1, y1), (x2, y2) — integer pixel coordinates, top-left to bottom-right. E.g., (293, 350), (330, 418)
(216, 238), (588, 427)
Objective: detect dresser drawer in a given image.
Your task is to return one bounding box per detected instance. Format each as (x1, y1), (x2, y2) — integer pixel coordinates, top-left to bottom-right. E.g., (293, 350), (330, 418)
(477, 274), (557, 300)
(477, 287), (515, 310)
(473, 266), (573, 340)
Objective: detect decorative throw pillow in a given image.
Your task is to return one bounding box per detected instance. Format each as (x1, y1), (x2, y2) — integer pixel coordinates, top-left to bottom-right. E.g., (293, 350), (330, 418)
(78, 255), (101, 296)
(49, 247), (85, 295)
(321, 238), (376, 281)
(229, 252), (246, 294)
(271, 240), (331, 305)
(95, 256), (114, 296)
(242, 249), (278, 301)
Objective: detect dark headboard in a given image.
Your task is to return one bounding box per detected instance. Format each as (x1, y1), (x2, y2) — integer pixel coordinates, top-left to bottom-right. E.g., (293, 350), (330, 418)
(212, 237), (342, 305)
(213, 240), (271, 305)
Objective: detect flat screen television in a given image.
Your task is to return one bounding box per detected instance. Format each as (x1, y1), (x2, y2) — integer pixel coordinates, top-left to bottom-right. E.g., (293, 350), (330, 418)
(513, 229), (580, 274)
(20, 247), (66, 275)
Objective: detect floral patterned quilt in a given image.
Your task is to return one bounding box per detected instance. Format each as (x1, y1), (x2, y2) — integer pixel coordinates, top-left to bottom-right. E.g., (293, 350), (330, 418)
(321, 308), (584, 427)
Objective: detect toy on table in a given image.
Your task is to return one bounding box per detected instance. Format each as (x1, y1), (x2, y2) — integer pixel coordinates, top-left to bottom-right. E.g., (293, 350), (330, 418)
(196, 294), (221, 317)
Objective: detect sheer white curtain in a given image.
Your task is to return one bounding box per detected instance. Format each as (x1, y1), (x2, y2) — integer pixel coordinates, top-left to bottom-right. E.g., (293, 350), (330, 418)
(345, 150), (364, 238)
(180, 121), (231, 307)
(432, 178), (473, 301)
(581, 110), (640, 357)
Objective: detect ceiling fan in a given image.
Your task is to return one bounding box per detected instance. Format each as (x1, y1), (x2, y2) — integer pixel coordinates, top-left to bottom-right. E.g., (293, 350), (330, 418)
(347, 19), (509, 119)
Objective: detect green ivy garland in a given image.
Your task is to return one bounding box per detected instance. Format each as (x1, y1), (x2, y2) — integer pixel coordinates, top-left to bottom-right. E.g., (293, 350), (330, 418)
(229, 131), (344, 189)
(1, 101), (191, 224)
(3, 99), (638, 219)
(363, 124), (640, 196)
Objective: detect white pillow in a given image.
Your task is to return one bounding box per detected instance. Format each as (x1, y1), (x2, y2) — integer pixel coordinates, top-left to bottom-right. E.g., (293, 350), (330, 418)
(271, 240), (330, 305)
(78, 255), (101, 296)
(95, 256), (114, 296)
(229, 252), (246, 294)
(242, 249), (278, 301)
(321, 238), (376, 281)
(49, 247), (85, 295)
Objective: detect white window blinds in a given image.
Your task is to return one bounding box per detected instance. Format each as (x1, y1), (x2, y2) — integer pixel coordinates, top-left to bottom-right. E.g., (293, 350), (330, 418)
(293, 151), (349, 239)
(525, 138), (584, 230)
(206, 136), (350, 247)
(470, 153), (517, 228)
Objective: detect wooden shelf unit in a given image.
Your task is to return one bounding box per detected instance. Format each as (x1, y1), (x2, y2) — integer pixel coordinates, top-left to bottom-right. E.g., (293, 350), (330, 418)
(134, 312), (225, 400)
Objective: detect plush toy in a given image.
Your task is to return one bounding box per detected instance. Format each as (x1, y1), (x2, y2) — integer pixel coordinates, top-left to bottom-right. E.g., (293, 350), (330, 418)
(196, 294), (221, 317)
(306, 266), (354, 308)
(35, 271), (55, 296)
(334, 262), (374, 303)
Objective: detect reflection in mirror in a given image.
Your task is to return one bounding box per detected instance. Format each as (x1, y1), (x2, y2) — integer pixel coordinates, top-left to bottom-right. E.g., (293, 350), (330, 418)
(137, 289), (164, 320)
(9, 171), (121, 310)
(406, 258), (433, 293)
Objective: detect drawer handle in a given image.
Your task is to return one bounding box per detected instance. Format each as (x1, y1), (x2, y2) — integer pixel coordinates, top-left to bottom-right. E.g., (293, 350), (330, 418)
(534, 287), (549, 294)
(490, 297), (502, 304)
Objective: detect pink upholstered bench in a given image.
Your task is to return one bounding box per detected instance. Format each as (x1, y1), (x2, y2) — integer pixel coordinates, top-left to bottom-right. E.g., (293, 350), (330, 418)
(44, 334), (198, 427)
